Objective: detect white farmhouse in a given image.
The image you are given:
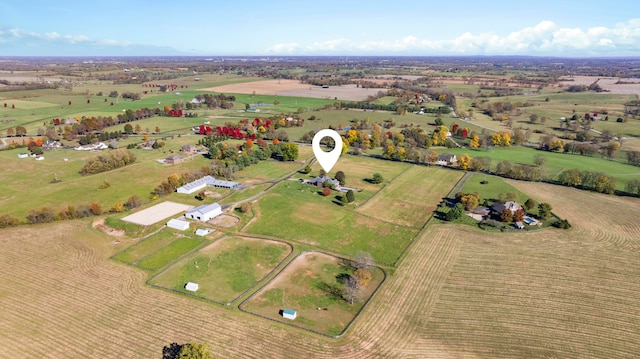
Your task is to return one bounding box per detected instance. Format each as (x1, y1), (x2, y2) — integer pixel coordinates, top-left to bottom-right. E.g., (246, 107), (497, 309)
(185, 203), (222, 222)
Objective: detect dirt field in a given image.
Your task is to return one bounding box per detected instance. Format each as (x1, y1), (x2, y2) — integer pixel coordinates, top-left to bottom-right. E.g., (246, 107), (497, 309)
(560, 76), (640, 95)
(203, 79), (383, 101)
(121, 201), (193, 226)
(1, 182), (639, 358)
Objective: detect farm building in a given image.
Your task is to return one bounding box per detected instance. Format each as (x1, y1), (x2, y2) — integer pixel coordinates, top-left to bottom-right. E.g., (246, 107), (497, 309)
(186, 203), (222, 222)
(195, 228), (212, 236)
(282, 308), (297, 320)
(165, 155), (184, 164)
(514, 221), (525, 229)
(185, 282), (199, 292)
(182, 144), (196, 154)
(176, 175), (240, 194)
(167, 218), (190, 231)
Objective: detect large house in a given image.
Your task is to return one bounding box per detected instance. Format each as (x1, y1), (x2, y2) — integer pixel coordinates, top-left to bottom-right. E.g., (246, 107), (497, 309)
(176, 175), (239, 194)
(491, 201), (523, 214)
(436, 153), (457, 166)
(306, 175), (340, 189)
(185, 203), (222, 222)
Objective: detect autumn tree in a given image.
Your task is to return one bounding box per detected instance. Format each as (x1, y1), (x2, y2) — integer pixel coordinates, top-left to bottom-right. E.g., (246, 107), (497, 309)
(469, 134), (480, 148)
(322, 187), (331, 196)
(353, 268), (372, 288)
(500, 209), (514, 222)
(177, 342), (212, 359)
(15, 126), (27, 136)
(167, 173), (182, 190)
(431, 125), (449, 146)
(513, 209), (526, 222)
(125, 195), (142, 209)
(335, 171), (346, 185)
(458, 154), (471, 170)
(240, 202), (251, 213)
(460, 193), (479, 211)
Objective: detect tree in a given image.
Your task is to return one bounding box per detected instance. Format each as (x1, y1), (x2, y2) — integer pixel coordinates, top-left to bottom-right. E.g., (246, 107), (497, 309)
(177, 342), (212, 359)
(343, 275), (360, 305)
(240, 202), (251, 213)
(346, 189), (355, 203)
(524, 198), (536, 211)
(513, 209), (526, 222)
(538, 202), (552, 220)
(340, 195), (349, 206)
(280, 143), (299, 161)
(335, 171), (346, 185)
(370, 173), (383, 184)
(322, 187), (331, 196)
(353, 268), (372, 288)
(458, 154), (471, 170)
(15, 126), (27, 136)
(445, 203), (464, 221)
(469, 135), (480, 148)
(460, 193), (479, 211)
(6, 127), (14, 137)
(167, 173), (182, 190)
(123, 123), (133, 134)
(302, 164), (312, 174)
(353, 251), (375, 271)
(125, 195), (142, 209)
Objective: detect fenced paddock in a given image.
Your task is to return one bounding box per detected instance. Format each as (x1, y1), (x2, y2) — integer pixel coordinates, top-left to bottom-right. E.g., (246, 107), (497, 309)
(121, 201), (193, 226)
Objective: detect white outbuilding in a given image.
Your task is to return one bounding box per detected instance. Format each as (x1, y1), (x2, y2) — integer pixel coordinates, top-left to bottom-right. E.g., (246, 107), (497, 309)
(167, 218), (190, 231)
(185, 203), (222, 222)
(185, 282), (199, 292)
(195, 228), (212, 236)
(282, 308), (297, 320)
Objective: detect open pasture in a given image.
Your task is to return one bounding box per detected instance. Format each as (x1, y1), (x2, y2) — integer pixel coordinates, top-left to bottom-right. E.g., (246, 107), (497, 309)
(357, 166), (463, 228)
(241, 251), (385, 337)
(245, 182), (417, 265)
(150, 236), (292, 304)
(436, 146), (640, 190)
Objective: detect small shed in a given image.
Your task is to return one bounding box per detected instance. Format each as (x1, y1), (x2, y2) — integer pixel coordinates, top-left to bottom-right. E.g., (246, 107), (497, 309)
(185, 282), (199, 292)
(195, 228), (212, 236)
(18, 153), (28, 158)
(282, 308), (297, 320)
(167, 218), (190, 231)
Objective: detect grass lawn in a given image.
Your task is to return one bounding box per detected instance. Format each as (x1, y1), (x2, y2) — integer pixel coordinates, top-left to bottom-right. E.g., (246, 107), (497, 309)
(245, 182), (417, 265)
(459, 173), (533, 204)
(241, 251), (385, 336)
(435, 146), (640, 190)
(150, 236), (292, 304)
(357, 166), (463, 228)
(137, 235), (203, 271)
(218, 184), (270, 205)
(112, 230), (179, 264)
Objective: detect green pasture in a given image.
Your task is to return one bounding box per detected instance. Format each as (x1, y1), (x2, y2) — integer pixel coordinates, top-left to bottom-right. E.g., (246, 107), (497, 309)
(150, 236), (292, 303)
(137, 235), (203, 271)
(218, 184), (271, 206)
(241, 252), (385, 336)
(245, 182), (417, 265)
(357, 166), (463, 228)
(113, 230), (179, 264)
(0, 142), (211, 219)
(436, 146), (640, 190)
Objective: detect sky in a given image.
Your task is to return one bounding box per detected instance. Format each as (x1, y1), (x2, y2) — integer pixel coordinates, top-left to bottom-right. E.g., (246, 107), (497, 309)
(1, 0), (639, 57)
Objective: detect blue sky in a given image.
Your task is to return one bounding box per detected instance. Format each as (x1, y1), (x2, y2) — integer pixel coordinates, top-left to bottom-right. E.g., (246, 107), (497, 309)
(1, 0), (639, 57)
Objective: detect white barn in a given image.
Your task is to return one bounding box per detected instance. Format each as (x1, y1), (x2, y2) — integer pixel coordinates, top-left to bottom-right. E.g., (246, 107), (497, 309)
(176, 175), (240, 194)
(186, 203), (222, 222)
(167, 218), (190, 231)
(195, 228), (212, 236)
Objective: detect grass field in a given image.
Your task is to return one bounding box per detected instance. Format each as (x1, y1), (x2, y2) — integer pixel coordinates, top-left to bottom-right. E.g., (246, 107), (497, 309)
(435, 146), (640, 190)
(357, 166), (464, 227)
(459, 172), (532, 204)
(241, 251), (385, 336)
(112, 230), (179, 264)
(1, 182), (639, 358)
(245, 182), (417, 264)
(150, 236), (292, 304)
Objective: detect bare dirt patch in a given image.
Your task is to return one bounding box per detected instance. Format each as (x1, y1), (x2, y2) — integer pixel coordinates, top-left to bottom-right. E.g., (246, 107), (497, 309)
(121, 201), (193, 226)
(208, 214), (239, 228)
(203, 79), (383, 101)
(92, 219), (125, 237)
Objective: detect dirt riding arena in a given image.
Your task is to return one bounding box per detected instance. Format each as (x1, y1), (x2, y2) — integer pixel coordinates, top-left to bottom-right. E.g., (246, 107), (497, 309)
(203, 79), (383, 101)
(121, 201), (193, 226)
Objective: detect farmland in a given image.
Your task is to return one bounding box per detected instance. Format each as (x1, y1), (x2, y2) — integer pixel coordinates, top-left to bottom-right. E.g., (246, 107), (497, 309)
(1, 56), (640, 358)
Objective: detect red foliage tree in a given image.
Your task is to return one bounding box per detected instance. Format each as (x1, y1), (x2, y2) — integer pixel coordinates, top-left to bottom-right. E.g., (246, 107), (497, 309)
(461, 128), (469, 140)
(452, 123), (459, 134)
(68, 101), (72, 105)
(322, 187), (331, 196)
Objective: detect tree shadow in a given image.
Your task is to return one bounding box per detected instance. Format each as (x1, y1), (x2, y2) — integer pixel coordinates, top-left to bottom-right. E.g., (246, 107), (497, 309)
(316, 281), (343, 300)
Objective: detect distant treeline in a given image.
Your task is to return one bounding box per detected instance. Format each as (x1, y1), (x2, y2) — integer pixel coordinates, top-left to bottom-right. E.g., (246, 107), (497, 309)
(80, 149), (136, 175)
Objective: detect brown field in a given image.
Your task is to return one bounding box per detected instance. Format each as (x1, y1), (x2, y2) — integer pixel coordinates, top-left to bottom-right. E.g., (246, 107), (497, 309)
(1, 181), (640, 358)
(203, 79), (383, 101)
(560, 76), (640, 95)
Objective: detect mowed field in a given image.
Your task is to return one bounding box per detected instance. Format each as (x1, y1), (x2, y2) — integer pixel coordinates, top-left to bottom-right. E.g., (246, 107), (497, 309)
(1, 180), (640, 358)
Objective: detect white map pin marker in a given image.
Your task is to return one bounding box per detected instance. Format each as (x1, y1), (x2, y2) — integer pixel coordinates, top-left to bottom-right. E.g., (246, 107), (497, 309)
(312, 129), (343, 173)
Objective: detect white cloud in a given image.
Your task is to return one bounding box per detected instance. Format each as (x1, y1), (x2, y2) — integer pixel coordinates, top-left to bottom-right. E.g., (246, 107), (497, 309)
(266, 18), (640, 56)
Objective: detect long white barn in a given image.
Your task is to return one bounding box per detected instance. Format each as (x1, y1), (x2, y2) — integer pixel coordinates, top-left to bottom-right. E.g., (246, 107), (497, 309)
(176, 175), (239, 194)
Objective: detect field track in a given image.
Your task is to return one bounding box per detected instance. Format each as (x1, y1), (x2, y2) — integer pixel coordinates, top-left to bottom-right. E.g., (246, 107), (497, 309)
(1, 181), (640, 358)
